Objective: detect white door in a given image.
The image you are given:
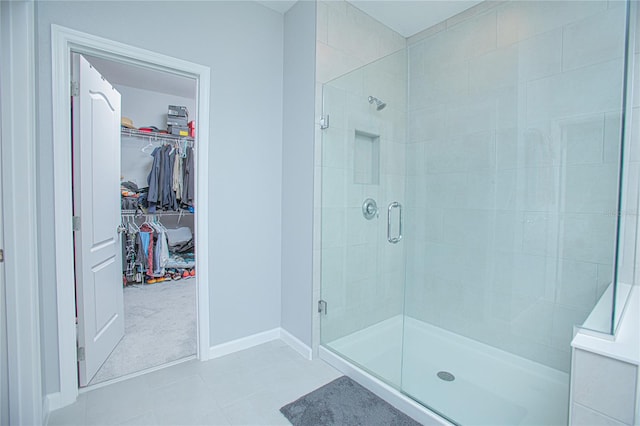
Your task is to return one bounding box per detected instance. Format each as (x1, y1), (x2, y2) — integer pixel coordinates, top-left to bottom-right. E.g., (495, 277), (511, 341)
(72, 53), (124, 387)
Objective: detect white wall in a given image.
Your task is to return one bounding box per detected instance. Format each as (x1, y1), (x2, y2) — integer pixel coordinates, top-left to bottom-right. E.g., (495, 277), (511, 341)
(281, 0), (317, 348)
(35, 0), (284, 394)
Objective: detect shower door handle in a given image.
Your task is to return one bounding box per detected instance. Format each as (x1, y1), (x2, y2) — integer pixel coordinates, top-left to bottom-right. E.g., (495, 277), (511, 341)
(387, 202), (403, 244)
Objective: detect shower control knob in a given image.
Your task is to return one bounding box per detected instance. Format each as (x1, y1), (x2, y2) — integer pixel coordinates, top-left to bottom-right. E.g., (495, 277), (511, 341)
(362, 198), (378, 220)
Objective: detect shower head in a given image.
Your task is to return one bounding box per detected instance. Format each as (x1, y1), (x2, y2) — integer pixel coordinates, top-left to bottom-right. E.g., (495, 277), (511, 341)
(368, 96), (387, 111)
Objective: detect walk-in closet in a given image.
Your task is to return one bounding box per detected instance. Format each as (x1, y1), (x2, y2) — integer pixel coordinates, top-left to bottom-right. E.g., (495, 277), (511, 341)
(79, 55), (199, 386)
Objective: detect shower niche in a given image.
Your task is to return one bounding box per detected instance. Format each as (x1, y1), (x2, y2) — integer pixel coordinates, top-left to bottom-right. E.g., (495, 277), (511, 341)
(353, 130), (380, 185)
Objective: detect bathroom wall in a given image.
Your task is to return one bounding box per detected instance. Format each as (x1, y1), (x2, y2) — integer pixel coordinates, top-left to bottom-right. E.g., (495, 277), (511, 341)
(314, 0), (406, 344)
(281, 0), (317, 349)
(405, 0), (629, 372)
(35, 0), (284, 393)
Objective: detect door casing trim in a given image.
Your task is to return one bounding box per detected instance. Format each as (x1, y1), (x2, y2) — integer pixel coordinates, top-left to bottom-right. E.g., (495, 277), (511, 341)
(51, 24), (211, 408)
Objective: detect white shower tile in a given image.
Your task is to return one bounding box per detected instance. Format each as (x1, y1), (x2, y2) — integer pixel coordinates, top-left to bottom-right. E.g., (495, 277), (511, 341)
(564, 115), (605, 165)
(404, 142), (425, 176)
(516, 29), (563, 82)
(321, 247), (345, 294)
(497, 1), (607, 47)
(495, 169), (518, 210)
(446, 97), (499, 137)
(346, 207), (376, 246)
(521, 126), (562, 167)
(322, 85), (347, 130)
(382, 140), (406, 176)
(564, 163), (618, 214)
(445, 10), (497, 62)
(426, 131), (495, 173)
(469, 45), (518, 95)
(408, 106), (447, 143)
(493, 253), (548, 300)
(554, 260), (599, 310)
(522, 212), (551, 255)
(494, 210), (524, 253)
(562, 6), (626, 72)
(522, 166), (560, 212)
(316, 1), (328, 44)
(321, 167), (347, 207)
(316, 42), (364, 84)
(510, 299), (555, 345)
(571, 403), (627, 426)
(321, 207), (346, 248)
(572, 349), (638, 424)
(414, 61), (469, 106)
(603, 112), (622, 164)
(425, 172), (472, 210)
(526, 58), (624, 124)
(465, 170), (497, 210)
(327, 1), (382, 65)
(550, 305), (590, 351)
(345, 243), (377, 283)
(442, 209), (492, 249)
(496, 128), (517, 169)
(322, 127), (347, 169)
(562, 213), (617, 264)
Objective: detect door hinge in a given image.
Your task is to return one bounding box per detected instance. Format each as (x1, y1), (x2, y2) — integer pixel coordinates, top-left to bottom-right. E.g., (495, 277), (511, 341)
(77, 346), (85, 361)
(318, 299), (328, 315)
(71, 81), (79, 97)
(320, 115), (330, 130)
(72, 216), (81, 231)
(0, 249), (4, 263)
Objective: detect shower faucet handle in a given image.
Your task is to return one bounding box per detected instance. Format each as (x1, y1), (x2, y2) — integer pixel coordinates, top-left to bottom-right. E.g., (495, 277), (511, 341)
(362, 198), (378, 220)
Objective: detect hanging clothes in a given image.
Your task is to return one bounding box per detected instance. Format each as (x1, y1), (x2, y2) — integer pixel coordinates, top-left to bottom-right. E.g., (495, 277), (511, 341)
(173, 150), (183, 203)
(182, 146), (195, 207)
(146, 146), (162, 213)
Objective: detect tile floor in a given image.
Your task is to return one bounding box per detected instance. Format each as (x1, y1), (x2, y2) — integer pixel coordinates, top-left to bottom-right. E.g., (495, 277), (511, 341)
(48, 340), (342, 426)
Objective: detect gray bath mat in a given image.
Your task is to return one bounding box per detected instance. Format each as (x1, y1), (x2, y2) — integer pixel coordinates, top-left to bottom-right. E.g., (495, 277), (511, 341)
(280, 376), (422, 426)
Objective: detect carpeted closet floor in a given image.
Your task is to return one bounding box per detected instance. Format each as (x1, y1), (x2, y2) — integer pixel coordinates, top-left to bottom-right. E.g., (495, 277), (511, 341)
(89, 278), (197, 385)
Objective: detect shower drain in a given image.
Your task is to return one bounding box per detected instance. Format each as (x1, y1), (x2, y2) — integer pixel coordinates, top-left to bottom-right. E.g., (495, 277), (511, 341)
(437, 371), (455, 382)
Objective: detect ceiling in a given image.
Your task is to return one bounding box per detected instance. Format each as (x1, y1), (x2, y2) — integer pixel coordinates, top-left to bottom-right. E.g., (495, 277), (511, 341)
(257, 0), (483, 38)
(87, 1), (481, 96)
(84, 55), (197, 99)
(347, 1), (482, 37)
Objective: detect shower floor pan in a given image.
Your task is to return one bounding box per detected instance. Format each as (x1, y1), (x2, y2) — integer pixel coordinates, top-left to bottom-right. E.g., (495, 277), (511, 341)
(326, 316), (569, 426)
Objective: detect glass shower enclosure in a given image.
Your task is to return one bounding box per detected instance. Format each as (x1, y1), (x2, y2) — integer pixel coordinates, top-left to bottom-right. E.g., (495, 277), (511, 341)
(319, 1), (633, 425)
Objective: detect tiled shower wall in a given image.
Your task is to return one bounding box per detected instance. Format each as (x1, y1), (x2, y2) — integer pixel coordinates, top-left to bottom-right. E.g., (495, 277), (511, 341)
(314, 1), (406, 344)
(404, 0), (629, 372)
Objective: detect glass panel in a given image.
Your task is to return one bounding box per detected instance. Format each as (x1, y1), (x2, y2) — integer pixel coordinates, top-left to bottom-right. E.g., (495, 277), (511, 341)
(320, 49), (407, 388)
(402, 1), (629, 425)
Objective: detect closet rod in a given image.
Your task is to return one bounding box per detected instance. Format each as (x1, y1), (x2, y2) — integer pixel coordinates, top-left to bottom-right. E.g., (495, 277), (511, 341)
(121, 127), (194, 144)
(121, 209), (194, 217)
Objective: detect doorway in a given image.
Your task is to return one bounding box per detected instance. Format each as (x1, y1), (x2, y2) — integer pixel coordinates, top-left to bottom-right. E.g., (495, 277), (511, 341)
(51, 25), (211, 407)
(73, 53), (200, 386)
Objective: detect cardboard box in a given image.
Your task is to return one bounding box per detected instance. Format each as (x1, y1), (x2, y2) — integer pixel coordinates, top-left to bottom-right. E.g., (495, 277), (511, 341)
(168, 105), (189, 118)
(168, 125), (189, 137)
(167, 116), (188, 127)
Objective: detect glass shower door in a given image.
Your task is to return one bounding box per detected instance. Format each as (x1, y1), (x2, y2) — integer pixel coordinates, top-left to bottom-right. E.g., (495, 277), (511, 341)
(400, 1), (630, 425)
(320, 50), (408, 388)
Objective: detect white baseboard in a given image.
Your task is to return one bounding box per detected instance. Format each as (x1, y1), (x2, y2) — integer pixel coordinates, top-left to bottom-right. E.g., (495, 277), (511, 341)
(209, 328), (280, 359)
(208, 327), (313, 361)
(45, 392), (62, 415)
(279, 328), (313, 360)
